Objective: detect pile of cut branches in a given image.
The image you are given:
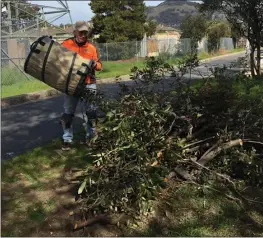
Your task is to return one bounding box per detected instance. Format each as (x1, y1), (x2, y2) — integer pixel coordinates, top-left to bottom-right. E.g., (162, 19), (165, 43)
(76, 56), (263, 228)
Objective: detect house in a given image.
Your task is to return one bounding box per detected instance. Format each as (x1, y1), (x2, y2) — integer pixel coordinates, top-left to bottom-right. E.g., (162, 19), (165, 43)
(147, 24), (181, 56)
(154, 24), (181, 41)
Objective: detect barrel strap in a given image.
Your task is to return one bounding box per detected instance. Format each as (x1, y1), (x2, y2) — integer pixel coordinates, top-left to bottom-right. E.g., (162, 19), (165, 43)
(24, 36), (48, 73)
(65, 52), (77, 94)
(24, 39), (41, 73)
(74, 63), (92, 97)
(41, 40), (54, 83)
(24, 48), (34, 73)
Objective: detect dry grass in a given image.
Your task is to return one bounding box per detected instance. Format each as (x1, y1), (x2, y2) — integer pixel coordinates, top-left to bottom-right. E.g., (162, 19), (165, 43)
(2, 139), (263, 237)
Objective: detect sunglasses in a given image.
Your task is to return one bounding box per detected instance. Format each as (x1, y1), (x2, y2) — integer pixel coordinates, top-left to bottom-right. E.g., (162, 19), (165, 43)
(78, 31), (89, 36)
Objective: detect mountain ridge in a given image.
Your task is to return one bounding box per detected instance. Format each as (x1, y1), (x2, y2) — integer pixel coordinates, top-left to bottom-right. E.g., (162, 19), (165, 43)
(146, 0), (200, 28)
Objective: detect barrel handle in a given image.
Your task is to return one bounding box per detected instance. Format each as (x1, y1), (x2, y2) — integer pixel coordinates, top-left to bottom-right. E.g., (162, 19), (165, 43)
(30, 35), (53, 54)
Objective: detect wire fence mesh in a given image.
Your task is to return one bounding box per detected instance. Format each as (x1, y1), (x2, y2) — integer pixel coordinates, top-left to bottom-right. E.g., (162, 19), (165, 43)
(2, 37), (40, 86)
(1, 36), (243, 98)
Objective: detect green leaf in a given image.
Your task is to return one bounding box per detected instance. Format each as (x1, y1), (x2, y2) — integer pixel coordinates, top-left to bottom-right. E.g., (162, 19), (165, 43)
(106, 112), (114, 119)
(165, 105), (172, 112)
(113, 125), (120, 131)
(78, 180), (87, 195)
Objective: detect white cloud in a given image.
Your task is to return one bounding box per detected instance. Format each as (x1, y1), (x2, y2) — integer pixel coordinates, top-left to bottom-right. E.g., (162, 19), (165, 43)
(146, 1), (164, 6)
(29, 1), (164, 25)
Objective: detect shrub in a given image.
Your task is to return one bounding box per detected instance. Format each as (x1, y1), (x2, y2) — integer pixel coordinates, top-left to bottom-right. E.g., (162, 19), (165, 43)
(78, 56), (263, 220)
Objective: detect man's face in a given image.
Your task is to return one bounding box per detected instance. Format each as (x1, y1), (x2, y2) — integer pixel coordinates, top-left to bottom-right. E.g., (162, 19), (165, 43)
(75, 30), (88, 43)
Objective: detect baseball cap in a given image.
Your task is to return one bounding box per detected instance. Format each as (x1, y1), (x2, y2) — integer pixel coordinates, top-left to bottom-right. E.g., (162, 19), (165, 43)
(74, 21), (90, 32)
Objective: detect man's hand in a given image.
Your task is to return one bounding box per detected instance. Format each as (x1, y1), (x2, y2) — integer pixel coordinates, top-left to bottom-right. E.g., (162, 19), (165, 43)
(85, 84), (97, 95)
(90, 60), (97, 70)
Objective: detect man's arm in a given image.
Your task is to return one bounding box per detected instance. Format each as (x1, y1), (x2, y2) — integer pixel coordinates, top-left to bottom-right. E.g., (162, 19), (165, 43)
(61, 38), (72, 49)
(92, 47), (102, 71)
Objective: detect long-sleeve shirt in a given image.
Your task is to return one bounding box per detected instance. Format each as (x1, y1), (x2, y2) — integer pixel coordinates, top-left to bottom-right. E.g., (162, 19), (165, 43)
(62, 38), (102, 84)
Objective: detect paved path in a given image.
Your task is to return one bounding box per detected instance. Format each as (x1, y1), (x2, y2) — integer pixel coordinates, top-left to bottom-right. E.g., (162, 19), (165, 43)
(1, 52), (245, 160)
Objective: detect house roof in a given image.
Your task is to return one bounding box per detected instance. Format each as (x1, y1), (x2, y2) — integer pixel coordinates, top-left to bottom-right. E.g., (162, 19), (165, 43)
(1, 26), (73, 38)
(156, 24), (179, 32)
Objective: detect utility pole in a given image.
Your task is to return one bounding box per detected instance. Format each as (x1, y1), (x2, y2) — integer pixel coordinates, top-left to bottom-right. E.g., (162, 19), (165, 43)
(64, 0), (73, 30)
(15, 2), (19, 18)
(7, 1), (12, 34)
(15, 2), (19, 31)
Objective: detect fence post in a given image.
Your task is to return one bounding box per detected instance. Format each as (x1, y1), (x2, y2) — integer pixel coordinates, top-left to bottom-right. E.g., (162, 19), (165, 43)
(146, 37), (148, 57)
(106, 42), (108, 62)
(136, 41), (138, 62)
(7, 1), (12, 34)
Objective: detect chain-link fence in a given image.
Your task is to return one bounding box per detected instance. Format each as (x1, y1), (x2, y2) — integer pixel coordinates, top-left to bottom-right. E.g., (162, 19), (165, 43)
(2, 38), (32, 87)
(94, 38), (191, 61)
(1, 36), (242, 97)
(1, 36), (66, 88)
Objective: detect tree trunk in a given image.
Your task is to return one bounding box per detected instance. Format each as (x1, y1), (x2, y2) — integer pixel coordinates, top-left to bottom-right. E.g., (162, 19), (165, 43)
(250, 45), (256, 77)
(256, 43), (261, 76)
(233, 37), (237, 49)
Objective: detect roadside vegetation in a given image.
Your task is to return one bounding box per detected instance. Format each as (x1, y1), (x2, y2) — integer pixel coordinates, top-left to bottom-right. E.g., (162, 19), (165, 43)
(2, 54), (263, 237)
(2, 0), (262, 236)
(2, 48), (244, 99)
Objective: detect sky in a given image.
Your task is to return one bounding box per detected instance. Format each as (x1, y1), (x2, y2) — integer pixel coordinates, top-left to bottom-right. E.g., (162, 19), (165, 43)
(29, 1), (164, 25)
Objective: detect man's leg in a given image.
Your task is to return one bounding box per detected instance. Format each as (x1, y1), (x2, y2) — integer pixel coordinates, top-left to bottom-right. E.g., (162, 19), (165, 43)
(85, 103), (97, 141)
(84, 84), (98, 142)
(61, 94), (79, 149)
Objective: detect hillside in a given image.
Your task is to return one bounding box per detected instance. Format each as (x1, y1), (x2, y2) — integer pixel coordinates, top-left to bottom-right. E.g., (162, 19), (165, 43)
(146, 0), (200, 28)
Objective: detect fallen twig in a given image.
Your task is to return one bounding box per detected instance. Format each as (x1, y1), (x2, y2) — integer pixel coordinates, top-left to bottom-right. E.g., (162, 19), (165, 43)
(182, 136), (215, 149)
(243, 140), (263, 146)
(190, 158), (236, 187)
(165, 113), (177, 135)
(72, 214), (110, 231)
(190, 159), (263, 205)
(72, 213), (128, 231)
(186, 180), (243, 204)
(183, 145), (201, 153)
(180, 124), (213, 143)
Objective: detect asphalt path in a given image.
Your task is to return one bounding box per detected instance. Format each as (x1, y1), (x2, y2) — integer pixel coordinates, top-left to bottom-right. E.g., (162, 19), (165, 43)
(1, 52), (245, 160)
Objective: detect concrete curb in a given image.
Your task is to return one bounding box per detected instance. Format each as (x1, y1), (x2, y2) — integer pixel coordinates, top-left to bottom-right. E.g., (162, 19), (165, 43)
(97, 74), (130, 85)
(1, 76), (131, 109)
(199, 51), (245, 63)
(1, 89), (62, 109)
(1, 51), (246, 109)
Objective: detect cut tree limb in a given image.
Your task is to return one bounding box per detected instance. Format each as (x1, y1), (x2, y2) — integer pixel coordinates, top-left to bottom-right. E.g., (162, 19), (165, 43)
(72, 214), (110, 231)
(198, 139), (242, 166)
(174, 165), (195, 181)
(173, 138), (262, 181)
(72, 213), (128, 231)
(190, 159), (263, 206)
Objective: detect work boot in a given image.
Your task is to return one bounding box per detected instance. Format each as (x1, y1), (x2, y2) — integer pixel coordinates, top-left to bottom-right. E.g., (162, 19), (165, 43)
(84, 119), (97, 145)
(62, 141), (73, 151)
(61, 127), (74, 151)
(60, 113), (75, 151)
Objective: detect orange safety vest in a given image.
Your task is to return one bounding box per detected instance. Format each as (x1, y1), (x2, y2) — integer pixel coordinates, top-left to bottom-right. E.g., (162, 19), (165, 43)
(62, 38), (102, 84)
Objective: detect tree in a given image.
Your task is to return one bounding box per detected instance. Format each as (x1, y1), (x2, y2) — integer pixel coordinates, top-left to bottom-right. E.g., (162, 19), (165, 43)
(230, 23), (242, 49)
(180, 14), (208, 53)
(144, 20), (158, 37)
(200, 0), (263, 77)
(206, 21), (231, 52)
(89, 0), (151, 43)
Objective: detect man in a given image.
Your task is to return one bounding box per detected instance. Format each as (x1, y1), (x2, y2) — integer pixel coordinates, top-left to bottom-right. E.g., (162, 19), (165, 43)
(60, 21), (102, 150)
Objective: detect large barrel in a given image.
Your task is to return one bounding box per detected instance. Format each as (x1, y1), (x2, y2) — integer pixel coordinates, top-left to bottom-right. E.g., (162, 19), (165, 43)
(24, 36), (94, 97)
